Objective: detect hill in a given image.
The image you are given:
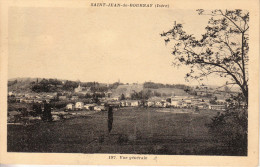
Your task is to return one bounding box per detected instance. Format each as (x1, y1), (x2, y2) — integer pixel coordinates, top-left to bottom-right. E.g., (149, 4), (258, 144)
(8, 78), (40, 92)
(111, 84), (143, 97)
(143, 87), (190, 96)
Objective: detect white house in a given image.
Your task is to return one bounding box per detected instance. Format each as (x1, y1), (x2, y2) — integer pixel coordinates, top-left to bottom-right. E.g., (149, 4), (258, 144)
(59, 96), (67, 100)
(66, 103), (74, 111)
(163, 102), (171, 108)
(131, 101), (139, 107)
(209, 104), (226, 110)
(171, 100), (179, 107)
(147, 101), (154, 107)
(75, 102), (84, 110)
(155, 101), (163, 107)
(120, 101), (127, 107)
(111, 97), (120, 101)
(94, 106), (106, 111)
(71, 96), (79, 100)
(74, 84), (82, 92)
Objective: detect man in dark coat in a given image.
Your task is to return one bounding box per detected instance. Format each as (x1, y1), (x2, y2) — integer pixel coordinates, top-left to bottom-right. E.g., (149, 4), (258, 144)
(107, 106), (113, 133)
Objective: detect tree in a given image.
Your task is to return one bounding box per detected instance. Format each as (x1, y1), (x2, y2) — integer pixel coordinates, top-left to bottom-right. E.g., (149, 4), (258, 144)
(161, 9), (249, 105)
(120, 93), (125, 100)
(42, 101), (52, 122)
(63, 80), (78, 91)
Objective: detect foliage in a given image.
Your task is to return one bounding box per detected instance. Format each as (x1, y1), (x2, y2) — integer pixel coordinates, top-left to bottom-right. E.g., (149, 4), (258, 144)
(143, 82), (190, 90)
(31, 78), (63, 92)
(42, 102), (53, 122)
(63, 80), (78, 91)
(130, 90), (153, 100)
(109, 82), (121, 89)
(8, 80), (18, 86)
(120, 93), (126, 100)
(207, 94), (247, 155)
(161, 9), (249, 105)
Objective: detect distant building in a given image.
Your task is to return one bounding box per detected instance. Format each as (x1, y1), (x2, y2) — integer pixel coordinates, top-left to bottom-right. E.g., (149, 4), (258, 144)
(74, 84), (82, 93)
(84, 104), (96, 110)
(209, 104), (226, 110)
(106, 91), (112, 98)
(75, 102), (84, 110)
(163, 102), (171, 108)
(59, 96), (67, 100)
(94, 106), (106, 111)
(216, 99), (226, 104)
(111, 97), (120, 101)
(120, 101), (127, 107)
(147, 101), (154, 107)
(131, 100), (139, 107)
(66, 103), (74, 110)
(71, 96), (79, 100)
(170, 99), (179, 107)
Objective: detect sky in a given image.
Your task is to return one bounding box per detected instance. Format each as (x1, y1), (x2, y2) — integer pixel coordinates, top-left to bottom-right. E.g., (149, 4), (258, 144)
(8, 7), (228, 85)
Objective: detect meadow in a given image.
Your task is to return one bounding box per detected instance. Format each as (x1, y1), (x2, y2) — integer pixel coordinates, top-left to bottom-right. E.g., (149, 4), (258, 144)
(7, 107), (240, 155)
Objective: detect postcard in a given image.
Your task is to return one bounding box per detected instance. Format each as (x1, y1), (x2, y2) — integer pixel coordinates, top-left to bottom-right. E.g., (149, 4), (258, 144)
(0, 0), (259, 166)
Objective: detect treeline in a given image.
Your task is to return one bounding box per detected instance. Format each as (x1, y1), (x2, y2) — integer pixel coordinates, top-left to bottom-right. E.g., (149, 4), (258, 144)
(143, 82), (191, 90)
(8, 80), (18, 86)
(30, 79), (121, 93)
(121, 89), (171, 100)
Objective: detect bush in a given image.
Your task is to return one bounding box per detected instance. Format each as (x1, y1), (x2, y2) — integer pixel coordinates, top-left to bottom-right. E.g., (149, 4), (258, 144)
(207, 95), (247, 155)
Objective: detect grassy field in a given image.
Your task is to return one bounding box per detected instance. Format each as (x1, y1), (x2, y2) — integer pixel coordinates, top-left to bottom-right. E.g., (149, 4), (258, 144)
(143, 88), (189, 96)
(8, 107), (242, 155)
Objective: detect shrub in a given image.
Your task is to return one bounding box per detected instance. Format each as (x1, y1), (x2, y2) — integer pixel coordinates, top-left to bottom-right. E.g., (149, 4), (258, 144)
(207, 94), (247, 155)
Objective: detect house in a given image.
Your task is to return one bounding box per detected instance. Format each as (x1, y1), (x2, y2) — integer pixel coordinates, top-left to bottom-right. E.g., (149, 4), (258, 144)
(111, 97), (120, 101)
(107, 101), (121, 108)
(163, 102), (171, 108)
(120, 101), (127, 107)
(171, 99), (178, 107)
(71, 96), (79, 100)
(105, 91), (112, 98)
(66, 103), (74, 111)
(75, 102), (84, 110)
(193, 102), (209, 109)
(34, 99), (43, 103)
(94, 106), (106, 111)
(146, 101), (154, 107)
(84, 104), (95, 110)
(126, 101), (132, 107)
(24, 99), (34, 103)
(131, 100), (139, 107)
(216, 99), (226, 104)
(8, 91), (14, 96)
(155, 101), (163, 107)
(74, 84), (82, 92)
(209, 104), (226, 110)
(59, 96), (67, 100)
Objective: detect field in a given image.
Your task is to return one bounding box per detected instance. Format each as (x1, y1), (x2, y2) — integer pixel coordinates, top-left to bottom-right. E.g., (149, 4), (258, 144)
(143, 88), (189, 96)
(8, 107), (242, 155)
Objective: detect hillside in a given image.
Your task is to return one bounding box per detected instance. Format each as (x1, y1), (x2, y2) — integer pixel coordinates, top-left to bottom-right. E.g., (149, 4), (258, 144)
(8, 78), (40, 92)
(111, 84), (143, 97)
(143, 88), (190, 96)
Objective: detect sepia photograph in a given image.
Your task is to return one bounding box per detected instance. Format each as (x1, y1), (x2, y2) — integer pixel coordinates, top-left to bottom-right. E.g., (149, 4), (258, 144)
(0, 0), (259, 166)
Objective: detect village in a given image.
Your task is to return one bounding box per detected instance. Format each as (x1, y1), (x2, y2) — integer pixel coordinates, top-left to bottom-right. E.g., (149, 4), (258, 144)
(7, 79), (233, 125)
